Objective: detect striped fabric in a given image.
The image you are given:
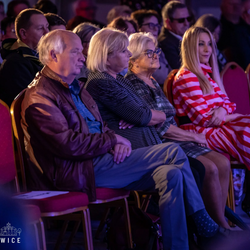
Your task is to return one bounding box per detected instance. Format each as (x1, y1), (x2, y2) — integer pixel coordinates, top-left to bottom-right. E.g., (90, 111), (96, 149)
(125, 71), (211, 158)
(173, 64), (250, 169)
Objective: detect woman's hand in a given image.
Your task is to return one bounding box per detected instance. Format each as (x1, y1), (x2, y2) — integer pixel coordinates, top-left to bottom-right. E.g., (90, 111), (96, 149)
(119, 120), (135, 129)
(207, 107), (227, 127)
(225, 113), (242, 123)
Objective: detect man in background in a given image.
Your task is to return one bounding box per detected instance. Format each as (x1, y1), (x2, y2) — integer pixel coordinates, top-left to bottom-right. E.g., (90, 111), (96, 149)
(0, 8), (48, 106)
(158, 1), (191, 69)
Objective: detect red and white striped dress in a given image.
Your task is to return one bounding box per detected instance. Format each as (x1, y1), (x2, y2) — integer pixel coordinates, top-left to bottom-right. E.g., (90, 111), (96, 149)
(173, 64), (250, 169)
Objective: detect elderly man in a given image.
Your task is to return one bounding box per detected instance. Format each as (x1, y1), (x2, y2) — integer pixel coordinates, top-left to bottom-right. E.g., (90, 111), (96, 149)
(158, 1), (191, 69)
(21, 29), (227, 250)
(0, 8), (48, 106)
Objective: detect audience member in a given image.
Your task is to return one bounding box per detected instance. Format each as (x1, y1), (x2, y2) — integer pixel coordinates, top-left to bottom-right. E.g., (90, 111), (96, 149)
(230, 0), (250, 69)
(173, 26), (250, 170)
(195, 14), (227, 72)
(45, 13), (66, 31)
(0, 1), (5, 22)
(0, 8), (48, 106)
(34, 0), (57, 14)
(85, 27), (242, 249)
(74, 0), (97, 21)
(125, 32), (231, 228)
(107, 5), (132, 24)
(132, 9), (171, 86)
(218, 0), (244, 59)
(108, 16), (137, 37)
(1, 17), (17, 41)
(158, 1), (192, 69)
(7, 0), (30, 18)
(21, 28), (223, 250)
(73, 22), (100, 81)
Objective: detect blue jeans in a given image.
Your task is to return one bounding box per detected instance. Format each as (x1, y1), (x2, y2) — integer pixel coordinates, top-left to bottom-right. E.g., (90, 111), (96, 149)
(93, 143), (205, 250)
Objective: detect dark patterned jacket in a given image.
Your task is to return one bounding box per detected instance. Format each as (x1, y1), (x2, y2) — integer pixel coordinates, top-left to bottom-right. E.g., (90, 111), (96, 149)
(85, 71), (162, 150)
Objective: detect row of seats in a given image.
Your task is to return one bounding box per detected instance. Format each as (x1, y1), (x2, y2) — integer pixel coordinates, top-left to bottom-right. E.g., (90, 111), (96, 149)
(0, 93), (138, 250)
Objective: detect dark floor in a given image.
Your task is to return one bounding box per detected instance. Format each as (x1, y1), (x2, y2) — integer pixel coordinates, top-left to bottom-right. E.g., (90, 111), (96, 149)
(43, 196), (250, 250)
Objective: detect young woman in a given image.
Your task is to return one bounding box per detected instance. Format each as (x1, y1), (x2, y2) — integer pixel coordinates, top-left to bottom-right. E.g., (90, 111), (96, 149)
(172, 26), (250, 169)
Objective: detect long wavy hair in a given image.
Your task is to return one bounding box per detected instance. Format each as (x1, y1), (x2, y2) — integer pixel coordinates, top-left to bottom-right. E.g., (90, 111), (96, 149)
(181, 26), (225, 94)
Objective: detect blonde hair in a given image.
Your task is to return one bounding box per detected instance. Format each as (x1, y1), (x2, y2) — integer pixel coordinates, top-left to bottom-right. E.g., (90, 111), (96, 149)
(128, 32), (157, 69)
(87, 27), (128, 72)
(181, 26), (226, 94)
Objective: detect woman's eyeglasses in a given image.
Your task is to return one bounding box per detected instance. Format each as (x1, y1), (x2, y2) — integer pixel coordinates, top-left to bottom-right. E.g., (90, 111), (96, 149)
(170, 16), (193, 23)
(141, 22), (161, 30)
(143, 48), (161, 58)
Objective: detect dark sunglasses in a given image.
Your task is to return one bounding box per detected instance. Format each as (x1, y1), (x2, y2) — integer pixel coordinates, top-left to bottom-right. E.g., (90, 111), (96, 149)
(170, 16), (192, 23)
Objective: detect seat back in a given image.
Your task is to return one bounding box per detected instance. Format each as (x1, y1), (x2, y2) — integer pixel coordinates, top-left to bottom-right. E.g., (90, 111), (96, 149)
(163, 69), (179, 106)
(0, 100), (17, 187)
(245, 63), (250, 87)
(163, 69), (179, 125)
(10, 89), (27, 191)
(221, 62), (250, 114)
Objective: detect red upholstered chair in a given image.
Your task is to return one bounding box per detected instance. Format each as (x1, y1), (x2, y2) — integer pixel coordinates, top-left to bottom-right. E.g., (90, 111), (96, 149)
(221, 62), (249, 210)
(10, 90), (133, 249)
(163, 69), (179, 125)
(221, 62), (250, 115)
(0, 97), (92, 250)
(245, 63), (250, 90)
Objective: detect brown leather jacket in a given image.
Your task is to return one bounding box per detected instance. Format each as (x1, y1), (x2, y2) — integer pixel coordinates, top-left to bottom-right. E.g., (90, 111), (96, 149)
(21, 66), (117, 201)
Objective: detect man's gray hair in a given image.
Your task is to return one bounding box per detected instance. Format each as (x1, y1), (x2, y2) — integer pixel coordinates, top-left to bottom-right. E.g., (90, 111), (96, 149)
(73, 22), (100, 44)
(37, 29), (69, 65)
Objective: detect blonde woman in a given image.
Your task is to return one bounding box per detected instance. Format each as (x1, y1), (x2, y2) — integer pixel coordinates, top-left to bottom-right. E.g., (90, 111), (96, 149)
(173, 26), (250, 169)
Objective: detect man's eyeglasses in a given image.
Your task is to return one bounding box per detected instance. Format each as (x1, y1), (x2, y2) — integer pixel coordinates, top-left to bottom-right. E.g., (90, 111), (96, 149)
(170, 16), (193, 23)
(141, 22), (161, 30)
(143, 48), (161, 58)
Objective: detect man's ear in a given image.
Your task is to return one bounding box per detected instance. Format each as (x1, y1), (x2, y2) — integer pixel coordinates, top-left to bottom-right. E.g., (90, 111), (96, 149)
(50, 50), (57, 62)
(165, 18), (171, 28)
(19, 28), (26, 41)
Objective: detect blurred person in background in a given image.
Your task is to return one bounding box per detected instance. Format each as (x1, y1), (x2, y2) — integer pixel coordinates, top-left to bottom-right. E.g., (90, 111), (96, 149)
(45, 13), (66, 31)
(7, 0), (30, 18)
(108, 17), (137, 37)
(34, 0), (57, 14)
(1, 17), (17, 41)
(74, 0), (97, 21)
(218, 0), (244, 60)
(195, 14), (227, 72)
(230, 0), (250, 69)
(73, 22), (100, 81)
(107, 5), (132, 24)
(0, 1), (5, 22)
(132, 9), (171, 87)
